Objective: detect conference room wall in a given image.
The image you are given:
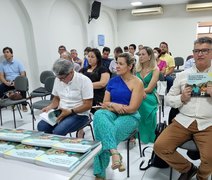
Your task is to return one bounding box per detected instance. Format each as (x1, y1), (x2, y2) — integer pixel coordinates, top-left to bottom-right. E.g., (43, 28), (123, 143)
(117, 4), (212, 61)
(0, 0), (117, 90)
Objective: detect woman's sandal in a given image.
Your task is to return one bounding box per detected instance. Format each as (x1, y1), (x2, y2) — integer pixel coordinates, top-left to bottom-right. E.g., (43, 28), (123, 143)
(111, 152), (126, 172)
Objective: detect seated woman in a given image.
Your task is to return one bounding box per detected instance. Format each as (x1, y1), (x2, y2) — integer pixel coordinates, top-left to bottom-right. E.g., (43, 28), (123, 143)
(153, 47), (167, 75)
(93, 53), (144, 180)
(37, 59), (93, 136)
(136, 46), (160, 144)
(81, 48), (110, 111)
(79, 48), (110, 138)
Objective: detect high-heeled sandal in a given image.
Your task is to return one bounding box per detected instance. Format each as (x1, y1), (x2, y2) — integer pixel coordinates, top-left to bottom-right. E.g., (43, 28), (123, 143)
(111, 152), (126, 172)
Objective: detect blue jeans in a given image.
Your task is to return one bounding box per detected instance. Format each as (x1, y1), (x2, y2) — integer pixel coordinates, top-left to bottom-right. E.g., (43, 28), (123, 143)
(165, 75), (174, 93)
(37, 114), (89, 135)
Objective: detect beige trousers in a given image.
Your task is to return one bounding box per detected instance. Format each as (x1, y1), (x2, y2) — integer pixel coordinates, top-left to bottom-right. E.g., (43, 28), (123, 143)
(154, 120), (212, 180)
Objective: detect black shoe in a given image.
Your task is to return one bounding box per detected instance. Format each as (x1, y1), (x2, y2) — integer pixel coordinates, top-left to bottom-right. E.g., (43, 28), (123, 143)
(178, 164), (198, 180)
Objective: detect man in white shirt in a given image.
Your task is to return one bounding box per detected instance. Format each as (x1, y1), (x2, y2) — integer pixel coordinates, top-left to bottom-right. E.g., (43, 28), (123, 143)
(154, 36), (212, 180)
(37, 59), (93, 137)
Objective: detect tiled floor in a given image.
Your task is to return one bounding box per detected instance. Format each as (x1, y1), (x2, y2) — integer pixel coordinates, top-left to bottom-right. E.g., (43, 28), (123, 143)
(0, 101), (201, 180)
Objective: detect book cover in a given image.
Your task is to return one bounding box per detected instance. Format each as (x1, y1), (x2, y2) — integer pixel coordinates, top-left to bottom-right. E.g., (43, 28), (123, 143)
(187, 73), (212, 97)
(39, 109), (62, 126)
(4, 144), (49, 163)
(0, 128), (42, 142)
(0, 140), (19, 156)
(21, 133), (65, 148)
(52, 137), (101, 153)
(35, 148), (90, 171)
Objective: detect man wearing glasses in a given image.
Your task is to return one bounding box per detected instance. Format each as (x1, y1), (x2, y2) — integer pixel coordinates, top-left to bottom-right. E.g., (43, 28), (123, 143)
(154, 37), (212, 180)
(37, 59), (93, 138)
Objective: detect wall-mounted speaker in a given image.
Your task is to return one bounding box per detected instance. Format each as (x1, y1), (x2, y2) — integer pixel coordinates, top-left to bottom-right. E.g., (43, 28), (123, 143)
(91, 1), (101, 19)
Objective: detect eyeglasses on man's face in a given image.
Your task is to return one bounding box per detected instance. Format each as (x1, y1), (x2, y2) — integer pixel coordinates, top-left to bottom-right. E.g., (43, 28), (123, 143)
(57, 73), (70, 81)
(192, 48), (212, 55)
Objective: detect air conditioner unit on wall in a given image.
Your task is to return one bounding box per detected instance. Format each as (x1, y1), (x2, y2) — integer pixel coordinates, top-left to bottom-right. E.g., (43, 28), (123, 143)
(131, 6), (163, 16)
(186, 2), (212, 12)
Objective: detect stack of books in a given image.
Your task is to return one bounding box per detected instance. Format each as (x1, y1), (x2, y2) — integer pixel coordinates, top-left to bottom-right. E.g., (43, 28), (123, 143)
(0, 128), (100, 171)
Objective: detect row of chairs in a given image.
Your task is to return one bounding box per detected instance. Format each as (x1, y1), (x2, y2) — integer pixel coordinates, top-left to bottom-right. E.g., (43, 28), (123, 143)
(0, 71), (55, 129)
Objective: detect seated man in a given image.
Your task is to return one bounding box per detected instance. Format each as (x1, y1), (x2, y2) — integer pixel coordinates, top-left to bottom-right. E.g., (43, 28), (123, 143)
(0, 47), (28, 112)
(154, 36), (212, 180)
(70, 49), (83, 67)
(159, 41), (175, 92)
(58, 45), (66, 57)
(37, 59), (93, 137)
(60, 51), (81, 72)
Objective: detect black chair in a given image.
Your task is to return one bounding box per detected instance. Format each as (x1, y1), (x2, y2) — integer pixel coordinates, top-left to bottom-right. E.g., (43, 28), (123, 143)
(158, 73), (166, 117)
(30, 70), (55, 99)
(31, 76), (55, 130)
(69, 113), (95, 141)
(174, 57), (184, 73)
(0, 76), (32, 128)
(124, 129), (142, 177)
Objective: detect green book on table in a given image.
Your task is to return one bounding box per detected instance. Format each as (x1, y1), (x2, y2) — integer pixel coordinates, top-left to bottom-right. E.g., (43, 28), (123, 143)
(52, 137), (101, 153)
(0, 140), (19, 156)
(0, 128), (42, 142)
(4, 144), (49, 163)
(21, 133), (65, 148)
(35, 148), (90, 171)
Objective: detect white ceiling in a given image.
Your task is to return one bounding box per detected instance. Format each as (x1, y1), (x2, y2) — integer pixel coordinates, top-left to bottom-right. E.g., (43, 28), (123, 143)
(96, 0), (209, 9)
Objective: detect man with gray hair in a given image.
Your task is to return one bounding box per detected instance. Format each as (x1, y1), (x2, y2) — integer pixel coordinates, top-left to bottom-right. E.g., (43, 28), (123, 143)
(37, 59), (93, 137)
(154, 36), (212, 180)
(61, 51), (81, 72)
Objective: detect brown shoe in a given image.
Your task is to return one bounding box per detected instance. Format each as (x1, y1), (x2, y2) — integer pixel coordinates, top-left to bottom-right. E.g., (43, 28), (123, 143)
(22, 105), (28, 112)
(178, 164), (197, 180)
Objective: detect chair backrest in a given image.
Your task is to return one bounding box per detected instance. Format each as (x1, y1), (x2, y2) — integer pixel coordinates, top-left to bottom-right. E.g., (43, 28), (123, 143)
(40, 71), (55, 84)
(14, 76), (29, 91)
(174, 57), (184, 70)
(44, 76), (55, 92)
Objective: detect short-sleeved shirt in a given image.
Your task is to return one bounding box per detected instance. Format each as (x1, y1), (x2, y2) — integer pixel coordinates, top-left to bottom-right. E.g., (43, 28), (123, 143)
(102, 58), (112, 70)
(157, 59), (167, 72)
(160, 53), (175, 73)
(81, 66), (109, 105)
(52, 72), (93, 116)
(109, 59), (117, 74)
(0, 59), (25, 81)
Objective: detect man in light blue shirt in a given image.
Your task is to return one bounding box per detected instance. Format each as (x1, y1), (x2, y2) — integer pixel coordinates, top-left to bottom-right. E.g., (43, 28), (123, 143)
(0, 47), (28, 112)
(184, 57), (195, 70)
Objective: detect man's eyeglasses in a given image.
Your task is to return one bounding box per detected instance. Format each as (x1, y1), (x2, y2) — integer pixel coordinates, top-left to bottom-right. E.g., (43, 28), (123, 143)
(57, 73), (69, 81)
(192, 48), (212, 55)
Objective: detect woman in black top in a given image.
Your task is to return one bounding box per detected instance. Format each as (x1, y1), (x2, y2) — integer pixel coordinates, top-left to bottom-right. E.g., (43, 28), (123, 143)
(79, 48), (110, 137)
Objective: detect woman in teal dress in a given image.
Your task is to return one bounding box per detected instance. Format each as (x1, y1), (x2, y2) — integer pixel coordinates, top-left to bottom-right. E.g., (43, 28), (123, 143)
(136, 46), (160, 144)
(93, 53), (144, 180)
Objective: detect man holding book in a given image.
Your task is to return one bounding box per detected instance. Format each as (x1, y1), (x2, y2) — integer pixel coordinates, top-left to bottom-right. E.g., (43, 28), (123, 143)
(37, 59), (93, 137)
(154, 36), (212, 180)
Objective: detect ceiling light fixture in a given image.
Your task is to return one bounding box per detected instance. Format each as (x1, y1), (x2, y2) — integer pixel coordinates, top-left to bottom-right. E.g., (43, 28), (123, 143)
(131, 1), (143, 7)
